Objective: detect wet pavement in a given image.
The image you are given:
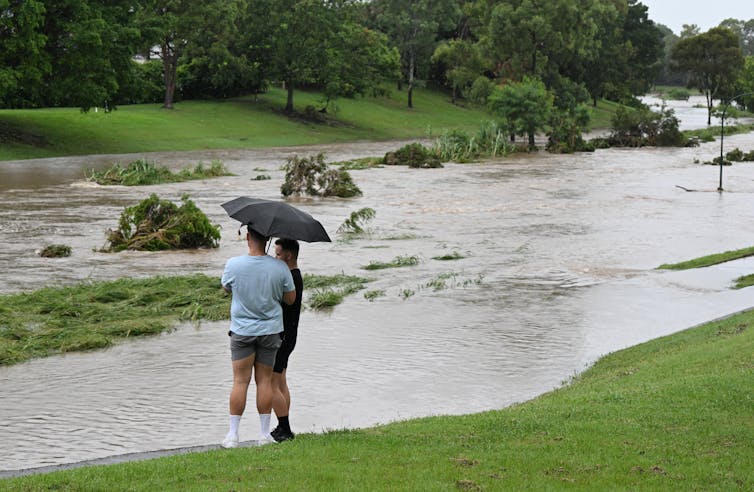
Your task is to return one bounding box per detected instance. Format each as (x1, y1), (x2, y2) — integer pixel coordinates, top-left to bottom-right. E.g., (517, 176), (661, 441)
(1, 110), (754, 473)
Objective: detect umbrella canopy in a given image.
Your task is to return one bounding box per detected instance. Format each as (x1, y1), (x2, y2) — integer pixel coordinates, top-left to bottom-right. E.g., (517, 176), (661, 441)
(221, 197), (331, 243)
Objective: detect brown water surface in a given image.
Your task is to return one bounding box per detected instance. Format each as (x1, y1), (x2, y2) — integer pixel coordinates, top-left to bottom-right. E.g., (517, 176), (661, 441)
(2, 133), (754, 472)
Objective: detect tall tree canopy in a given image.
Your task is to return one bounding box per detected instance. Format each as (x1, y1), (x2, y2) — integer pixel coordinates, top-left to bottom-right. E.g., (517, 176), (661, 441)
(672, 26), (744, 125)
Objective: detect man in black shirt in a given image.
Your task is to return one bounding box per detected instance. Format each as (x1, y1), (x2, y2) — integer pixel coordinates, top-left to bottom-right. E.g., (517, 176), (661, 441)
(271, 238), (303, 442)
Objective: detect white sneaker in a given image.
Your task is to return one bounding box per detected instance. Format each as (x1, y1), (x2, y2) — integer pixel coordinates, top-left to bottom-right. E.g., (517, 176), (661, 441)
(257, 434), (277, 445)
(222, 433), (239, 448)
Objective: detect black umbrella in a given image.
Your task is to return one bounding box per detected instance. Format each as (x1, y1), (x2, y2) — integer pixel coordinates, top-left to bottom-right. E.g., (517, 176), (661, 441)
(221, 197), (331, 243)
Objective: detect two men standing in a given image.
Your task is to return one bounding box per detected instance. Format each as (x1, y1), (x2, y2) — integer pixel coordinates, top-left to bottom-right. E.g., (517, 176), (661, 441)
(220, 227), (302, 447)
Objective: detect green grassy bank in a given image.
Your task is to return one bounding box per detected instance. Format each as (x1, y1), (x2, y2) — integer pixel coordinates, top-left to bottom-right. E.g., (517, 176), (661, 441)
(4, 308), (752, 490)
(658, 245), (754, 270)
(0, 88), (492, 161)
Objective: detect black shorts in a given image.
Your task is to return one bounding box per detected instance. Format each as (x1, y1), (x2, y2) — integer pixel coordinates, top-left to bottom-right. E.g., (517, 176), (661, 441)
(273, 336), (297, 373)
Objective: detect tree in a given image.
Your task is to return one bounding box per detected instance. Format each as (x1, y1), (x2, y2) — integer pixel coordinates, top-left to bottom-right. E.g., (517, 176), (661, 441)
(672, 27), (744, 125)
(487, 76), (554, 148)
(680, 24), (700, 39)
(370, 0), (460, 108)
(0, 0), (46, 107)
(135, 0), (239, 109)
(431, 39), (484, 103)
(735, 56), (754, 111)
(719, 18), (754, 56)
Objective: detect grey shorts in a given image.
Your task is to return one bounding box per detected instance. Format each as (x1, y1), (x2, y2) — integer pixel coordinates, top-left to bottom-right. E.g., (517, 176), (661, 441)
(229, 332), (282, 366)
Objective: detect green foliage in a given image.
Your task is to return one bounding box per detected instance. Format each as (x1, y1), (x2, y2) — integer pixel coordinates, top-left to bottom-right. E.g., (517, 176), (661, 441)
(431, 39), (485, 102)
(546, 106), (594, 153)
(330, 157), (383, 170)
(363, 255), (420, 270)
(87, 159), (232, 186)
(658, 245), (754, 270)
(0, 274), (229, 366)
(383, 143), (442, 168)
(432, 121), (512, 162)
(431, 251), (465, 261)
(466, 76), (496, 105)
(609, 104), (685, 147)
(488, 77), (554, 148)
(363, 289), (386, 301)
(39, 244), (72, 258)
(252, 174), (271, 181)
(666, 88), (691, 100)
(735, 56), (754, 112)
(672, 27), (745, 124)
(303, 273), (371, 310)
(733, 274), (754, 289)
(338, 208), (376, 235)
(281, 153), (362, 198)
(104, 194), (220, 252)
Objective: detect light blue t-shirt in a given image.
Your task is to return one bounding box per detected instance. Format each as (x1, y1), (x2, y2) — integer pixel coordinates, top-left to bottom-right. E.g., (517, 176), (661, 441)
(221, 255), (295, 336)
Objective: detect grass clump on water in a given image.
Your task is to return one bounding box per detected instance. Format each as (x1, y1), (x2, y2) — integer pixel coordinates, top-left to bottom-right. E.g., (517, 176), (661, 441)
(733, 274), (754, 289)
(0, 274), (229, 366)
(103, 194), (220, 252)
(363, 255), (420, 270)
(87, 159), (233, 186)
(39, 244), (72, 258)
(304, 273), (371, 309)
(3, 308), (752, 489)
(431, 251), (465, 261)
(658, 245), (754, 270)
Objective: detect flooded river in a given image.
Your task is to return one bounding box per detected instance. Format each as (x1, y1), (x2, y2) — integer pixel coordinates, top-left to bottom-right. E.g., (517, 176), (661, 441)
(2, 125), (754, 472)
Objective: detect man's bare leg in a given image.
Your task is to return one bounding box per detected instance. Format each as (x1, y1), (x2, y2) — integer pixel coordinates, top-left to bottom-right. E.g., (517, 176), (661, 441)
(223, 354), (255, 447)
(254, 361), (275, 439)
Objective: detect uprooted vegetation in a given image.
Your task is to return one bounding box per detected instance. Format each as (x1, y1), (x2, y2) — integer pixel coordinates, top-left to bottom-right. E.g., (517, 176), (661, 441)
(87, 159), (233, 186)
(338, 207), (376, 235)
(0, 274), (230, 366)
(39, 244), (72, 258)
(383, 143), (443, 168)
(103, 194), (220, 252)
(280, 153), (362, 198)
(703, 147), (754, 166)
(303, 273), (371, 309)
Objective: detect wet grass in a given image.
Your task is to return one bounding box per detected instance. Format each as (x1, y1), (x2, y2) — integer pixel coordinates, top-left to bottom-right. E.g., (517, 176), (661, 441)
(5, 307), (752, 489)
(363, 289), (386, 301)
(87, 159), (232, 186)
(304, 273), (371, 310)
(733, 274), (754, 289)
(683, 123), (754, 143)
(658, 245), (754, 270)
(431, 251), (465, 261)
(363, 255), (420, 270)
(0, 87), (492, 161)
(0, 275), (229, 366)
(329, 156), (383, 170)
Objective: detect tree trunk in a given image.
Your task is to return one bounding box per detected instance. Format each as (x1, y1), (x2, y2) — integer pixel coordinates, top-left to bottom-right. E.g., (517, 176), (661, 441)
(285, 79), (294, 113)
(407, 50), (415, 109)
(593, 96), (598, 107)
(161, 40), (177, 109)
(452, 85), (457, 104)
(510, 133), (515, 143)
(528, 131), (535, 149)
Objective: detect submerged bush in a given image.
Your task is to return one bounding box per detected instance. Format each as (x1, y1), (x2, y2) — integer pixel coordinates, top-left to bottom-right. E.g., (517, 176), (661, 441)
(104, 194), (220, 252)
(338, 207), (376, 235)
(608, 104), (686, 147)
(39, 244), (72, 258)
(87, 159), (233, 186)
(383, 143), (442, 168)
(281, 153), (362, 198)
(432, 121), (512, 162)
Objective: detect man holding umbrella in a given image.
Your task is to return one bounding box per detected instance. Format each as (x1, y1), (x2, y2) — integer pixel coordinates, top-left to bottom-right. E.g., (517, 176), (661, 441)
(221, 226), (296, 447)
(220, 197), (331, 447)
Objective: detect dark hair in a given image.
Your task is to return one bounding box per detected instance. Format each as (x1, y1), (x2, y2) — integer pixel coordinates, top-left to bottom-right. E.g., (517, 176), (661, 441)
(275, 238), (299, 259)
(247, 226), (268, 245)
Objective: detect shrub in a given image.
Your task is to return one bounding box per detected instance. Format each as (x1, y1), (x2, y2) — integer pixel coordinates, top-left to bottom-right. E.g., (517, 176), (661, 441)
(88, 159), (232, 186)
(39, 244), (72, 258)
(666, 88), (691, 100)
(104, 194), (220, 252)
(280, 153), (362, 198)
(383, 143), (442, 168)
(432, 121), (511, 162)
(465, 76), (496, 105)
(609, 104), (686, 147)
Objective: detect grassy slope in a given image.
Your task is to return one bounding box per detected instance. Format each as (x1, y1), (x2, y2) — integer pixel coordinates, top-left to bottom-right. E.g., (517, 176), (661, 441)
(4, 308), (752, 490)
(658, 245), (754, 270)
(0, 88), (492, 161)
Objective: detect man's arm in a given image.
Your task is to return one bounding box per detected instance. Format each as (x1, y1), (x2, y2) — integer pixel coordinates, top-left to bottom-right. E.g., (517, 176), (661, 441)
(282, 289), (296, 306)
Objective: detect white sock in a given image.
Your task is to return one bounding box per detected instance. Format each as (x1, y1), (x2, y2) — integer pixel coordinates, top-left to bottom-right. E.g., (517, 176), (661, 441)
(259, 414), (271, 437)
(228, 415), (241, 437)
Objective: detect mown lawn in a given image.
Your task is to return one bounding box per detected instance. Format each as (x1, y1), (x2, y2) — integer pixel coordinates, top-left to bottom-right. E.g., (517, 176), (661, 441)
(0, 87), (492, 161)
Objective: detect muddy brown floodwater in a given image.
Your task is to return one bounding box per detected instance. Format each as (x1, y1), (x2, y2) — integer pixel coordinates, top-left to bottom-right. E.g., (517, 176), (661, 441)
(1, 128), (754, 472)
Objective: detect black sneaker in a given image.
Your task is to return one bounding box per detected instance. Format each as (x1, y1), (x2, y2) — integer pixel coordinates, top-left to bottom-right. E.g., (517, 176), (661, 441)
(273, 430), (295, 442)
(270, 426), (281, 439)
